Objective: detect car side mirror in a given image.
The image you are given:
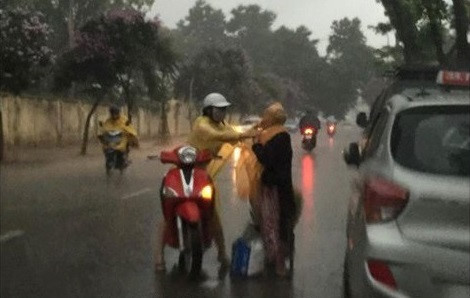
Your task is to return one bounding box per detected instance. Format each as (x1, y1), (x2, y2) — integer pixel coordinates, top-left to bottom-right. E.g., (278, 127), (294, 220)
(343, 142), (361, 167)
(356, 112), (368, 128)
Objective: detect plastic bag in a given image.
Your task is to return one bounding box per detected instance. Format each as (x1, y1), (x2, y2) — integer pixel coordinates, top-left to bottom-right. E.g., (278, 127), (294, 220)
(234, 145), (263, 201)
(234, 146), (252, 200)
(231, 224), (265, 277)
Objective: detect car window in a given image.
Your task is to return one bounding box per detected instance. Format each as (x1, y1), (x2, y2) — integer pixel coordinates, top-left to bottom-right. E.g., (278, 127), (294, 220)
(391, 105), (470, 176)
(363, 109), (389, 159)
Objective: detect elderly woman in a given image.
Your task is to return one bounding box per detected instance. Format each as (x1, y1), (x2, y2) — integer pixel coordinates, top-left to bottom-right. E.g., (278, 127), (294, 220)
(251, 102), (296, 277)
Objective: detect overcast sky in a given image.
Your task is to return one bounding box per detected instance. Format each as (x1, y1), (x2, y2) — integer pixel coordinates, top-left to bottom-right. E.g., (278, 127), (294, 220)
(150, 0), (393, 55)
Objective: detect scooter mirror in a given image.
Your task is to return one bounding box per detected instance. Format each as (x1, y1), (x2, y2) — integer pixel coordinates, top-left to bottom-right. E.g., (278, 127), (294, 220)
(160, 151), (180, 164)
(196, 149), (213, 163)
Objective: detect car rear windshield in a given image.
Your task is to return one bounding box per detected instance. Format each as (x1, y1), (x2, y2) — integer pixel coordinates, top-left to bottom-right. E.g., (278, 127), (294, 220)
(391, 105), (470, 176)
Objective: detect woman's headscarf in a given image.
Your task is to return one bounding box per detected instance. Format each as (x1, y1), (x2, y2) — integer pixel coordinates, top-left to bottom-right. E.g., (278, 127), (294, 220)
(259, 102), (287, 145)
(235, 102), (288, 201)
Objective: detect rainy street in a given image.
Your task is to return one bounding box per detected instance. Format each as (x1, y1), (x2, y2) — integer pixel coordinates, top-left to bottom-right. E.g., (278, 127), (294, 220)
(1, 124), (360, 298)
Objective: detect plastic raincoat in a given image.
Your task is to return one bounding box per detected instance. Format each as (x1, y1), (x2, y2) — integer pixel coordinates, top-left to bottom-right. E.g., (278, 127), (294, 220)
(188, 115), (241, 178)
(99, 115), (138, 152)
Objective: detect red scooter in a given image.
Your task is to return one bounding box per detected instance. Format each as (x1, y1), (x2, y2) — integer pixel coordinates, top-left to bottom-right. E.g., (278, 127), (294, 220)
(154, 146), (215, 277)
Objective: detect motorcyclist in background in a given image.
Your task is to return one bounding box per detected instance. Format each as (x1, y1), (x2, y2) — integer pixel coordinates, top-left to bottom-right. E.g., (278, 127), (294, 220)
(299, 109), (321, 132)
(154, 93), (257, 271)
(326, 115), (337, 126)
(98, 105), (138, 172)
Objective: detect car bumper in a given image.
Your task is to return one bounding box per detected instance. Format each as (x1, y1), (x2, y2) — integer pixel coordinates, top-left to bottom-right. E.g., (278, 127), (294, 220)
(346, 222), (470, 298)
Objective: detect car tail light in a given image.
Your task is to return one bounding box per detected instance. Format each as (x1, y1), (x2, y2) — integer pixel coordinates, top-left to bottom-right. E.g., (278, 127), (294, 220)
(364, 178), (408, 223)
(367, 259), (397, 290)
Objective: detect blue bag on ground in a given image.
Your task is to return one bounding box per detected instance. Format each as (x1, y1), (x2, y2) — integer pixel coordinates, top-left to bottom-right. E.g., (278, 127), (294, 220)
(230, 224), (265, 277)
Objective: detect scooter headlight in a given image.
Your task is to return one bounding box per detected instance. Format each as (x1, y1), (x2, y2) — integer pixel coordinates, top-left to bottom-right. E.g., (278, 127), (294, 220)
(200, 185), (213, 201)
(304, 128), (314, 135)
(178, 146), (197, 165)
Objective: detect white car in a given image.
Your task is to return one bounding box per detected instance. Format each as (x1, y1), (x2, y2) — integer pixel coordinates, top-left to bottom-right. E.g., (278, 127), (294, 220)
(343, 70), (470, 298)
(235, 116), (261, 133)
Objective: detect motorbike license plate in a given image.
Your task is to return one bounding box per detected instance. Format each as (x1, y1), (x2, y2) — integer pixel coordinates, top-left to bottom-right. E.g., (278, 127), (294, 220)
(305, 134), (313, 139)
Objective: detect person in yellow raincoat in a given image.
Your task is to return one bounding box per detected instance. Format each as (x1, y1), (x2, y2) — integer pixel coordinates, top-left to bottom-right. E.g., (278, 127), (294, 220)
(98, 105), (138, 172)
(154, 93), (257, 271)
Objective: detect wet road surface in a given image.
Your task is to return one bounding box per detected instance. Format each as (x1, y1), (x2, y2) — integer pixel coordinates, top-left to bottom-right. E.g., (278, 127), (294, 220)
(1, 124), (360, 298)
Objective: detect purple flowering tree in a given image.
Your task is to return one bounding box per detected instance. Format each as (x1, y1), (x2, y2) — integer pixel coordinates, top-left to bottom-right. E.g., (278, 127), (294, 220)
(56, 8), (176, 155)
(0, 7), (53, 94)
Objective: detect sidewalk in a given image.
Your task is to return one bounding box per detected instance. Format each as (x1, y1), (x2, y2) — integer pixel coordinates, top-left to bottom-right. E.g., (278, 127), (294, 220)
(1, 136), (188, 166)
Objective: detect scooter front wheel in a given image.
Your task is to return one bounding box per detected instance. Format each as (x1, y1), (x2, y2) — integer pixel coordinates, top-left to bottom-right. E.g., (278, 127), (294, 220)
(178, 223), (203, 278)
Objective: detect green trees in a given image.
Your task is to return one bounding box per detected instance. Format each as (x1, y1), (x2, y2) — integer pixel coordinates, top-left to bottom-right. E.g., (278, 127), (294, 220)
(56, 9), (176, 154)
(175, 46), (256, 114)
(376, 0), (470, 67)
(170, 1), (382, 118)
(0, 8), (53, 94)
(1, 0), (155, 52)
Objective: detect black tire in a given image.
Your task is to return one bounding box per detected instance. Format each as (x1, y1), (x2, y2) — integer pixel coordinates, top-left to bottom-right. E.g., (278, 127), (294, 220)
(287, 231), (295, 279)
(105, 151), (116, 176)
(302, 142), (315, 152)
(343, 252), (351, 298)
(178, 223), (203, 278)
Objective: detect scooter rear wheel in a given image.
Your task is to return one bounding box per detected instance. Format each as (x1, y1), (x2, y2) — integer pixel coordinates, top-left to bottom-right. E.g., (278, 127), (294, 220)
(178, 223), (203, 278)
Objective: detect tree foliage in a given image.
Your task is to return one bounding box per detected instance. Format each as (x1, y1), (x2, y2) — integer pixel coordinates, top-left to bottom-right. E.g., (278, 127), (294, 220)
(170, 2), (380, 117)
(175, 46), (256, 114)
(56, 8), (176, 102)
(376, 0), (470, 67)
(1, 0), (155, 52)
(0, 7), (53, 94)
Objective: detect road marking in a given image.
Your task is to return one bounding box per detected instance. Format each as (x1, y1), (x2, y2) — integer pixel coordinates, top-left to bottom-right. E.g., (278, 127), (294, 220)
(121, 188), (153, 200)
(0, 230), (25, 243)
(201, 279), (219, 289)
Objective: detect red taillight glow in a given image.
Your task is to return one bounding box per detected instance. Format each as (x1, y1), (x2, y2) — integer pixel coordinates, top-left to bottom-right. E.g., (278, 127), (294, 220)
(367, 260), (397, 290)
(364, 178), (408, 223)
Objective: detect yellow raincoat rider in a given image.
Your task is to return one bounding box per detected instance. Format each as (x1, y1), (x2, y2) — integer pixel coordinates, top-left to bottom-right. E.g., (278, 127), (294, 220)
(98, 105), (138, 167)
(154, 93), (257, 271)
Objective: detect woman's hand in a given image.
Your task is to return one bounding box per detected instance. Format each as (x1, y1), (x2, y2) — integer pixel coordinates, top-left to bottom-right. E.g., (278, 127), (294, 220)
(240, 127), (259, 139)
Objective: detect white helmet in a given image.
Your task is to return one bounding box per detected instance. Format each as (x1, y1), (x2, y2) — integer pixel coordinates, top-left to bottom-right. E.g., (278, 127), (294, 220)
(202, 93), (231, 109)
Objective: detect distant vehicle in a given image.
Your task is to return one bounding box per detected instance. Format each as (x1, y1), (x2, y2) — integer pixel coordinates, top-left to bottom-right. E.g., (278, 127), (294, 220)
(301, 126), (317, 151)
(342, 72), (470, 298)
(326, 122), (336, 137)
(236, 115), (261, 133)
(99, 129), (128, 176)
(285, 118), (299, 133)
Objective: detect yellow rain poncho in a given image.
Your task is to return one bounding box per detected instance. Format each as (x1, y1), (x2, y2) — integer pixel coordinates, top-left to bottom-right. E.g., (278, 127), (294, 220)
(235, 103), (303, 224)
(99, 115), (138, 152)
(188, 115), (241, 178)
(235, 103), (287, 200)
